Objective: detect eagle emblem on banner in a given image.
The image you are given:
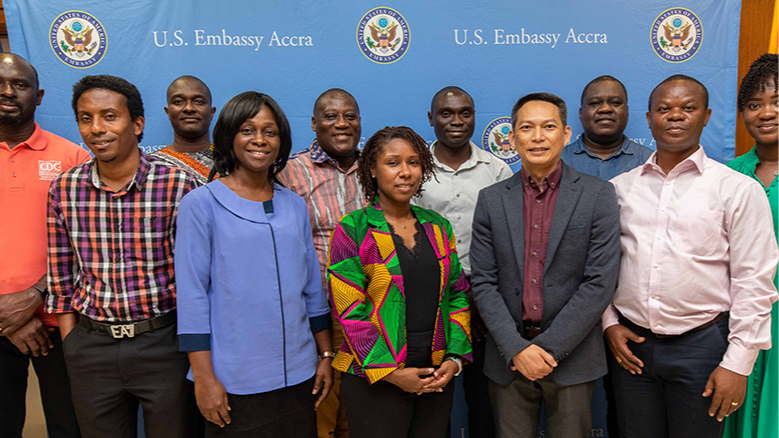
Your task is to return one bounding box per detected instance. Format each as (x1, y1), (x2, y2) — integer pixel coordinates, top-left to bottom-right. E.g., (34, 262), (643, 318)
(482, 118), (520, 165)
(651, 8), (703, 63)
(357, 8), (410, 64)
(49, 11), (107, 69)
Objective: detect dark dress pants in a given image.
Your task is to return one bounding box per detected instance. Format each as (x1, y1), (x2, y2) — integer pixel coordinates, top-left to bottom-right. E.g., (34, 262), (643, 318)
(0, 328), (81, 438)
(341, 372), (455, 438)
(489, 373), (595, 438)
(463, 335), (496, 438)
(62, 322), (201, 438)
(610, 318), (729, 438)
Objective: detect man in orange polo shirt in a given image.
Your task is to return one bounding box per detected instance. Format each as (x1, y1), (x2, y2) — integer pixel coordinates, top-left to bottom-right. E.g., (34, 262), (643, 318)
(0, 53), (90, 438)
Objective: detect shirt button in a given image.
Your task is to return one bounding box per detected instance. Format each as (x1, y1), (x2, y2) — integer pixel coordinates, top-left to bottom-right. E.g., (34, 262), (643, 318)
(532, 279), (537, 284)
(536, 198), (541, 203)
(456, 193), (461, 197)
(654, 322), (660, 327)
(660, 207), (666, 212)
(12, 173), (17, 177)
(666, 182), (671, 186)
(653, 264), (659, 269)
(533, 305), (538, 310)
(532, 251), (537, 257)
(534, 224), (539, 229)
(10, 158), (14, 162)
(457, 239), (462, 244)
(651, 294), (658, 299)
(550, 183), (555, 187)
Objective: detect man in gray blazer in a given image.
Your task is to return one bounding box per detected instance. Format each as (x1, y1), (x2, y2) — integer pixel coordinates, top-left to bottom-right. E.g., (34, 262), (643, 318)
(470, 92), (621, 438)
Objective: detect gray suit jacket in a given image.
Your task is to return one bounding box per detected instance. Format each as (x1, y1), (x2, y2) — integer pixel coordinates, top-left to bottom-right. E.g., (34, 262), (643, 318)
(470, 162), (620, 387)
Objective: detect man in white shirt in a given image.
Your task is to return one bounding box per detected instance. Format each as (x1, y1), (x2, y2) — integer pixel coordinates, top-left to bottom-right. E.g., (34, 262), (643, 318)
(604, 75), (779, 438)
(413, 86), (512, 438)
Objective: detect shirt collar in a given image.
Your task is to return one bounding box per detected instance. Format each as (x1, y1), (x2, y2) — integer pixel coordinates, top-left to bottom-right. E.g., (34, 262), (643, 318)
(430, 140), (490, 172)
(519, 161), (563, 191)
(305, 139), (361, 167)
(571, 135), (635, 158)
(3, 123), (47, 151)
(90, 149), (151, 191)
(642, 145), (707, 176)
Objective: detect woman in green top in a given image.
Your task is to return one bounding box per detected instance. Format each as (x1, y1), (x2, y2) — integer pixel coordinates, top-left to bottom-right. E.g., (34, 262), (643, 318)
(725, 53), (778, 438)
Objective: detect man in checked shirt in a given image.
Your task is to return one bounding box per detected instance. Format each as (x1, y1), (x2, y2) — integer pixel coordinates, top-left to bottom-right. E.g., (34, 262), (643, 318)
(45, 75), (200, 438)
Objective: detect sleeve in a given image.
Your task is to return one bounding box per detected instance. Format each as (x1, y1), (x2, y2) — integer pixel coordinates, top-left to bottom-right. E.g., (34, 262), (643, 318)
(169, 174), (199, 251)
(470, 190), (531, 367)
(327, 214), (396, 383)
(442, 219), (473, 362)
(532, 182), (621, 362)
(45, 180), (76, 314)
(300, 201), (330, 332)
(175, 191), (214, 352)
(720, 182), (779, 376)
(495, 160), (514, 183)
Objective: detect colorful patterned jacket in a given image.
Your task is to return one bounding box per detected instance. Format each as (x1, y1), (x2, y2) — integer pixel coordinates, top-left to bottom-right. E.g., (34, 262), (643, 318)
(327, 203), (472, 384)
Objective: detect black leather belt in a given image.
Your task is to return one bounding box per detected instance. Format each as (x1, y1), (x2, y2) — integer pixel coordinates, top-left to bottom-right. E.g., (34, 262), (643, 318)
(619, 312), (728, 339)
(523, 323), (541, 339)
(78, 311), (177, 339)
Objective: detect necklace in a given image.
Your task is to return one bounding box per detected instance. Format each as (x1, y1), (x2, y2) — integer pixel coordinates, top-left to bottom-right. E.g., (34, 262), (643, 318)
(758, 160), (779, 176)
(385, 215), (414, 229)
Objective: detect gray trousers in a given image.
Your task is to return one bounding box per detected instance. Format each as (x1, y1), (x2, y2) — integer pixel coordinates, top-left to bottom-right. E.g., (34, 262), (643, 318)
(489, 374), (595, 438)
(62, 322), (201, 438)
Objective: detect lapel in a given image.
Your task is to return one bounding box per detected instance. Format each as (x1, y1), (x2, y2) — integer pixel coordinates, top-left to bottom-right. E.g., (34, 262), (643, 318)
(501, 173), (526, 287)
(544, 163), (583, 274)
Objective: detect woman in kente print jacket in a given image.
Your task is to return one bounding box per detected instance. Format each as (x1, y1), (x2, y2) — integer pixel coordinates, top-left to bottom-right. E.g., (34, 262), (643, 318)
(327, 126), (472, 438)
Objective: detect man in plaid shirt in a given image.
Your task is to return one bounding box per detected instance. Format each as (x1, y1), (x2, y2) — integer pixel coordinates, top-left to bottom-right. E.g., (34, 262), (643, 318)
(46, 75), (200, 438)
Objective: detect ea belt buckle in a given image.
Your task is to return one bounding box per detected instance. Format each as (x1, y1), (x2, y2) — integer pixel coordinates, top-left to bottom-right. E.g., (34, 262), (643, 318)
(109, 323), (135, 339)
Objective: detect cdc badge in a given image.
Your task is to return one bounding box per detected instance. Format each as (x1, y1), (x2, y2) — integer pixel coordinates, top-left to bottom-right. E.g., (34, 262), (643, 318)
(50, 11), (107, 69)
(357, 7), (410, 64)
(651, 8), (703, 63)
(482, 117), (520, 165)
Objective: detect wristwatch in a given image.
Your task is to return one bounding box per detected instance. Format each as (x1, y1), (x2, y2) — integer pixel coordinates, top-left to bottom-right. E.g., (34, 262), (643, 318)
(444, 356), (463, 376)
(318, 351), (336, 361)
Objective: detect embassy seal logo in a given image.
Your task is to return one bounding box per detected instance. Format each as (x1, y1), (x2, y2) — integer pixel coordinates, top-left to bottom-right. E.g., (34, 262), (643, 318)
(357, 7), (410, 64)
(50, 11), (107, 69)
(482, 117), (520, 165)
(651, 8), (702, 63)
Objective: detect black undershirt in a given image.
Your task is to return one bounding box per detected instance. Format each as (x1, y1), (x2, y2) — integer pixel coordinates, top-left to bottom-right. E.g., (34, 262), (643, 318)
(389, 220), (441, 368)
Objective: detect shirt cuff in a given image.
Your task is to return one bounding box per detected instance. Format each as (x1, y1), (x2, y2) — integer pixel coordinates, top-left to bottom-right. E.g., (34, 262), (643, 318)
(309, 313), (332, 332)
(719, 343), (760, 376)
(601, 303), (620, 332)
(45, 295), (72, 314)
(179, 334), (211, 352)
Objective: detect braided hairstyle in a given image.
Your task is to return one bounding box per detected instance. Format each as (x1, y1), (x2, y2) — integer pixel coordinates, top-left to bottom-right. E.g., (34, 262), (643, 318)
(357, 126), (436, 204)
(738, 53), (778, 113)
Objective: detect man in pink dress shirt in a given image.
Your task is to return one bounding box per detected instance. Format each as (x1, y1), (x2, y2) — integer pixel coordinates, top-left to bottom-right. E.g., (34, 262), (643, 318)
(603, 75), (779, 438)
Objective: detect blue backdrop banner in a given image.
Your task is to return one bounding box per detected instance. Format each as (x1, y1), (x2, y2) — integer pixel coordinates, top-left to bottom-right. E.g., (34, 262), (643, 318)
(5, 1), (742, 437)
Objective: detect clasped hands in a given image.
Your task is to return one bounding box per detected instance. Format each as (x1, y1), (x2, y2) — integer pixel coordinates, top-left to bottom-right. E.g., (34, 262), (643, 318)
(385, 360), (459, 394)
(605, 323), (747, 422)
(0, 288), (54, 357)
(510, 344), (557, 381)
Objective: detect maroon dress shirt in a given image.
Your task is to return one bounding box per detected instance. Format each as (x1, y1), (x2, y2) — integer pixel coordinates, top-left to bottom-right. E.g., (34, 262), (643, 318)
(521, 162), (562, 324)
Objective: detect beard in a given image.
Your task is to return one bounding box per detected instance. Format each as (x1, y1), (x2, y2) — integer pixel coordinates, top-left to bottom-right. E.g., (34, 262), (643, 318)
(0, 101), (25, 126)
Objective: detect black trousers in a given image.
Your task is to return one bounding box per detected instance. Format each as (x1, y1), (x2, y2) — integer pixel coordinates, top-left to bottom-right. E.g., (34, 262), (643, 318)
(206, 376), (317, 438)
(62, 322), (201, 438)
(0, 328), (81, 438)
(610, 318), (728, 438)
(602, 339), (621, 438)
(341, 371), (455, 438)
(463, 336), (496, 438)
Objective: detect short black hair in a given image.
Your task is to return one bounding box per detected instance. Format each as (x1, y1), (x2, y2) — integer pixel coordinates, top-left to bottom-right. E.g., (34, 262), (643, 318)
(430, 86), (473, 112)
(210, 91), (292, 184)
(737, 53), (778, 113)
(72, 75), (145, 141)
(357, 126), (435, 204)
(648, 74), (709, 111)
(167, 75), (212, 104)
(511, 92), (568, 129)
(313, 88), (359, 116)
(580, 75), (628, 105)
